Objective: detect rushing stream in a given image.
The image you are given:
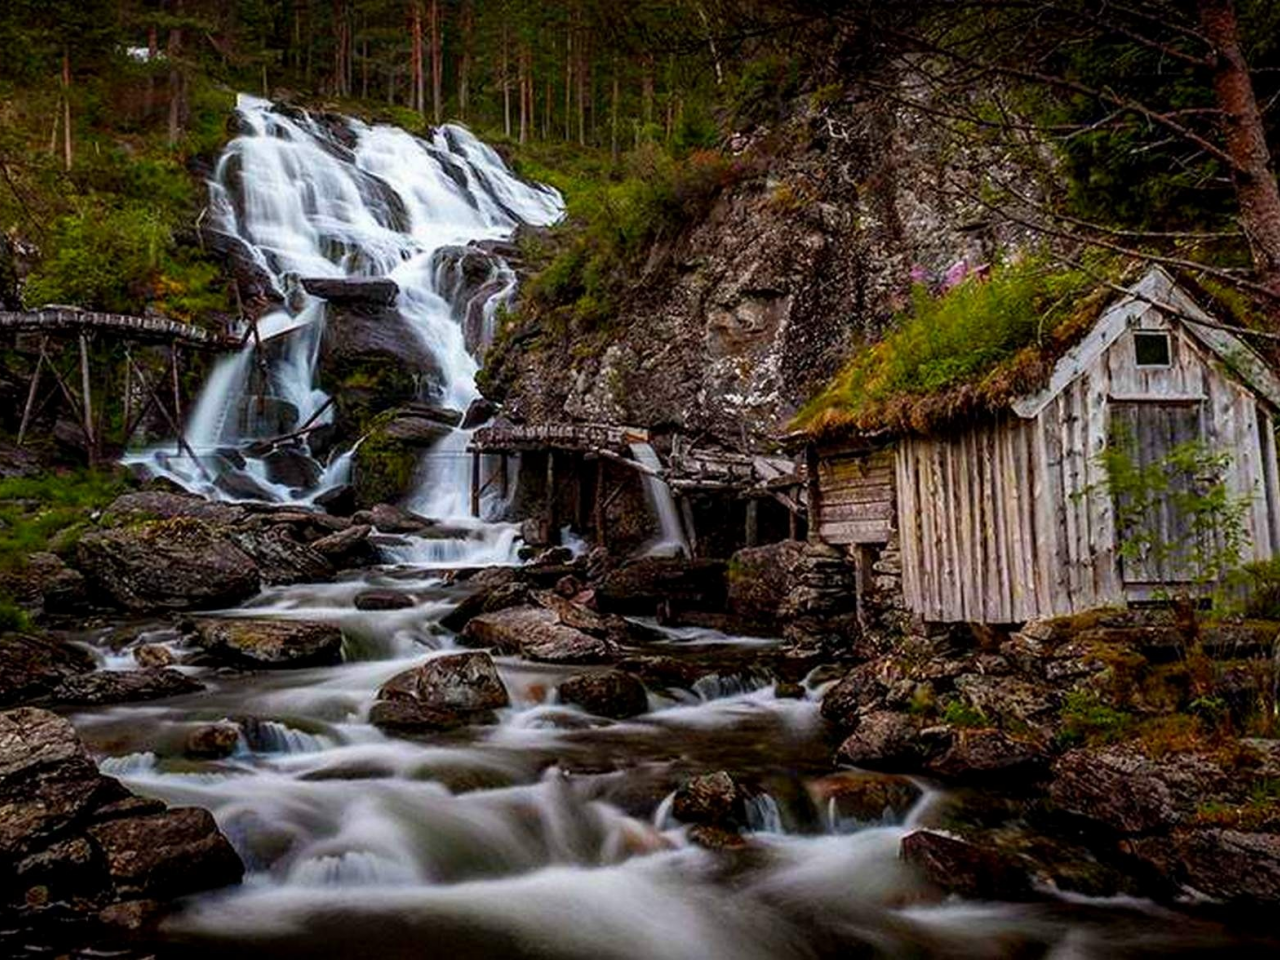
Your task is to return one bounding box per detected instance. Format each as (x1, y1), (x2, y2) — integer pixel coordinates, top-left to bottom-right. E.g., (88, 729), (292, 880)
(69, 580), (1260, 959)
(63, 98), (1271, 958)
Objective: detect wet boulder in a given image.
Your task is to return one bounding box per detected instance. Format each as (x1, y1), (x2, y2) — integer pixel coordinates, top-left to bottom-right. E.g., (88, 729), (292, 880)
(301, 276), (399, 307)
(0, 552), (88, 615)
(557, 671), (649, 719)
(87, 807), (244, 900)
(1048, 747), (1228, 835)
(74, 518), (261, 612)
(352, 503), (435, 534)
(310, 524), (375, 565)
(1129, 828), (1280, 905)
(461, 606), (620, 664)
(50, 669), (204, 706)
(186, 724), (241, 759)
(0, 632), (94, 708)
(354, 590), (416, 611)
(725, 540), (808, 631)
(194, 619), (345, 668)
(371, 651), (509, 733)
(900, 830), (1035, 901)
(820, 662), (889, 732)
(923, 728), (1048, 782)
(0, 707), (244, 915)
(673, 771), (744, 827)
(594, 558), (728, 616)
(835, 711), (923, 770)
(262, 447), (323, 490)
(461, 396), (498, 429)
(132, 643), (175, 669)
(439, 568), (529, 633)
(807, 771), (922, 825)
(224, 524), (335, 586)
(314, 484), (358, 517)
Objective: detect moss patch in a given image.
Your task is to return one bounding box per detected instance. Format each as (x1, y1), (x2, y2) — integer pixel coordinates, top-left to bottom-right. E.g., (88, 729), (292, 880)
(794, 257), (1110, 438)
(351, 413), (422, 508)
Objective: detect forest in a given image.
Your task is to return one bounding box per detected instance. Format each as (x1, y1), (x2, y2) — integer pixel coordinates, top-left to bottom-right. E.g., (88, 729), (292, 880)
(4, 3), (1280, 959)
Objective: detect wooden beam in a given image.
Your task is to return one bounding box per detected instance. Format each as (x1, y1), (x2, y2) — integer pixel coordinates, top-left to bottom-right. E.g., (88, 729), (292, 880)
(17, 342), (45, 446)
(805, 442), (822, 544)
(545, 451), (560, 544)
(470, 450), (481, 517)
(745, 498), (759, 547)
(594, 446), (663, 479)
(594, 456), (606, 547)
(244, 396), (335, 454)
(78, 332), (95, 456)
(169, 343), (182, 451)
(680, 496), (699, 558)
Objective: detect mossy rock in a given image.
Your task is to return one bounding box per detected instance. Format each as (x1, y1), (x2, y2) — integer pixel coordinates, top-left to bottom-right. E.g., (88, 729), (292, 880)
(351, 415), (422, 509)
(326, 358), (422, 439)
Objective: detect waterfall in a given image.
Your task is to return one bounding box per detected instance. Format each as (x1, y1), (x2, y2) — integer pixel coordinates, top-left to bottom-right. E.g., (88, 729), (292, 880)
(629, 442), (690, 557)
(124, 94), (562, 510)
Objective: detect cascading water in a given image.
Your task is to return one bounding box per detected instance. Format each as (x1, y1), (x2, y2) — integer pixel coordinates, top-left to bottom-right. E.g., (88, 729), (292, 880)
(124, 94), (561, 532)
(630, 441), (691, 557)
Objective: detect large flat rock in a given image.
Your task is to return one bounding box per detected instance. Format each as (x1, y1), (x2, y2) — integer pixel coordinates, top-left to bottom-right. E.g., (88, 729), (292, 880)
(195, 618), (345, 668)
(461, 606), (620, 664)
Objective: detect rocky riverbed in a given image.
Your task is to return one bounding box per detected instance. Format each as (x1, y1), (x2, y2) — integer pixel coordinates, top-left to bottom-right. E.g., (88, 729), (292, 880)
(2, 492), (1280, 957)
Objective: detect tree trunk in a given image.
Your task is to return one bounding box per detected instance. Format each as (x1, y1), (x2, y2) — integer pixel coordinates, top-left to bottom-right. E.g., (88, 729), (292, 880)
(166, 0), (185, 146)
(1198, 0), (1280, 306)
(411, 1), (424, 114)
(576, 27), (586, 146)
(430, 0), (442, 124)
(641, 53), (654, 127)
(610, 60), (619, 163)
(61, 50), (72, 171)
(563, 27), (572, 141)
(502, 24), (511, 137)
(518, 44), (528, 144)
(459, 0), (473, 119)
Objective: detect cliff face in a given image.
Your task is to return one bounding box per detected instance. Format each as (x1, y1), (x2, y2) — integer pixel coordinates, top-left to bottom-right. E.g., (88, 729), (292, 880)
(484, 89), (1042, 449)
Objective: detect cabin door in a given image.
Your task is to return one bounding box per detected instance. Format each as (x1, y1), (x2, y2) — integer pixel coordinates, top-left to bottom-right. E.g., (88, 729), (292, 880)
(1109, 401), (1205, 590)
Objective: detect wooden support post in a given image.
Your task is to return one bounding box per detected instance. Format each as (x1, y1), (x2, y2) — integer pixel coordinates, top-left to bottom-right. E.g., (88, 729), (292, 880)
(78, 333), (94, 457)
(127, 355), (209, 480)
(805, 442), (822, 544)
(788, 485), (800, 540)
(574, 454), (589, 531)
(470, 450), (481, 517)
(594, 457), (606, 548)
(169, 343), (182, 452)
(17, 342), (46, 446)
(745, 497), (759, 547)
(498, 453), (509, 500)
(546, 451), (560, 545)
(121, 350), (133, 446)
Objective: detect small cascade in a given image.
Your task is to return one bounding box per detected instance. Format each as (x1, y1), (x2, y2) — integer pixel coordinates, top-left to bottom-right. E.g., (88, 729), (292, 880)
(629, 442), (690, 557)
(125, 94), (562, 520)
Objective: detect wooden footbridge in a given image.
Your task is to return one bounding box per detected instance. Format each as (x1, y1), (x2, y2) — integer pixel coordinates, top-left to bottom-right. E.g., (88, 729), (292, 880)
(0, 306), (245, 462)
(469, 422), (807, 553)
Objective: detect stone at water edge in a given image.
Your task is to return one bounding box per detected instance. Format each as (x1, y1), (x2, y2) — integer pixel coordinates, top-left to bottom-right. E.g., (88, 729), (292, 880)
(0, 707), (243, 917)
(371, 651), (509, 733)
(672, 771), (744, 827)
(807, 771), (922, 825)
(835, 711), (924, 770)
(310, 523), (373, 563)
(133, 643), (175, 668)
(899, 830), (1035, 901)
(301, 276), (399, 306)
(461, 606), (620, 664)
(557, 671), (649, 719)
(351, 503), (435, 534)
(74, 517), (261, 612)
(314, 484), (358, 517)
(0, 632), (95, 708)
(194, 619), (345, 668)
(354, 590), (416, 611)
(51, 668), (204, 706)
(186, 724), (242, 759)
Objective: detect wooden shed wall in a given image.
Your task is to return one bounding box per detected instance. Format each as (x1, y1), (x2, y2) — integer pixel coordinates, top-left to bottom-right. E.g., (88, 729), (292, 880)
(815, 448), (895, 545)
(896, 308), (1280, 622)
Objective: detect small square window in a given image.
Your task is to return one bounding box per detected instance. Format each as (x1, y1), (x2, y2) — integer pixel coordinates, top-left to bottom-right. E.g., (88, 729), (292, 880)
(1134, 331), (1172, 367)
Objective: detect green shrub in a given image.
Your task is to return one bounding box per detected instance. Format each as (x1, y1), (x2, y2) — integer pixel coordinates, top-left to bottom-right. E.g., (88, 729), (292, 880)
(1057, 689), (1134, 746)
(0, 597), (31, 633)
(939, 697), (988, 727)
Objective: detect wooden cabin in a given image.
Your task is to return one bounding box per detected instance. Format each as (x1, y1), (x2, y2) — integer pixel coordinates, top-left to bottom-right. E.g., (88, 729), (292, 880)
(810, 267), (1280, 624)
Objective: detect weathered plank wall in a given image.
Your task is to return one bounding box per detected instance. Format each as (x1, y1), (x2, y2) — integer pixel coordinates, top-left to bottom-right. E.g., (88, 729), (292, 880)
(815, 448), (895, 545)
(895, 307), (1280, 622)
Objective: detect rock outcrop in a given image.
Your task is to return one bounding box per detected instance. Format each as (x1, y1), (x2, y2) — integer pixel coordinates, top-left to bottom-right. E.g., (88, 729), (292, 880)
(194, 619), (345, 668)
(557, 670), (649, 719)
(0, 708), (242, 942)
(370, 651), (509, 733)
(461, 606), (620, 663)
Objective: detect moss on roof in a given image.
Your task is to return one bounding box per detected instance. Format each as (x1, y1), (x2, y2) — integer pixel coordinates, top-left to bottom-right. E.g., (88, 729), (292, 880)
(793, 256), (1114, 440)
